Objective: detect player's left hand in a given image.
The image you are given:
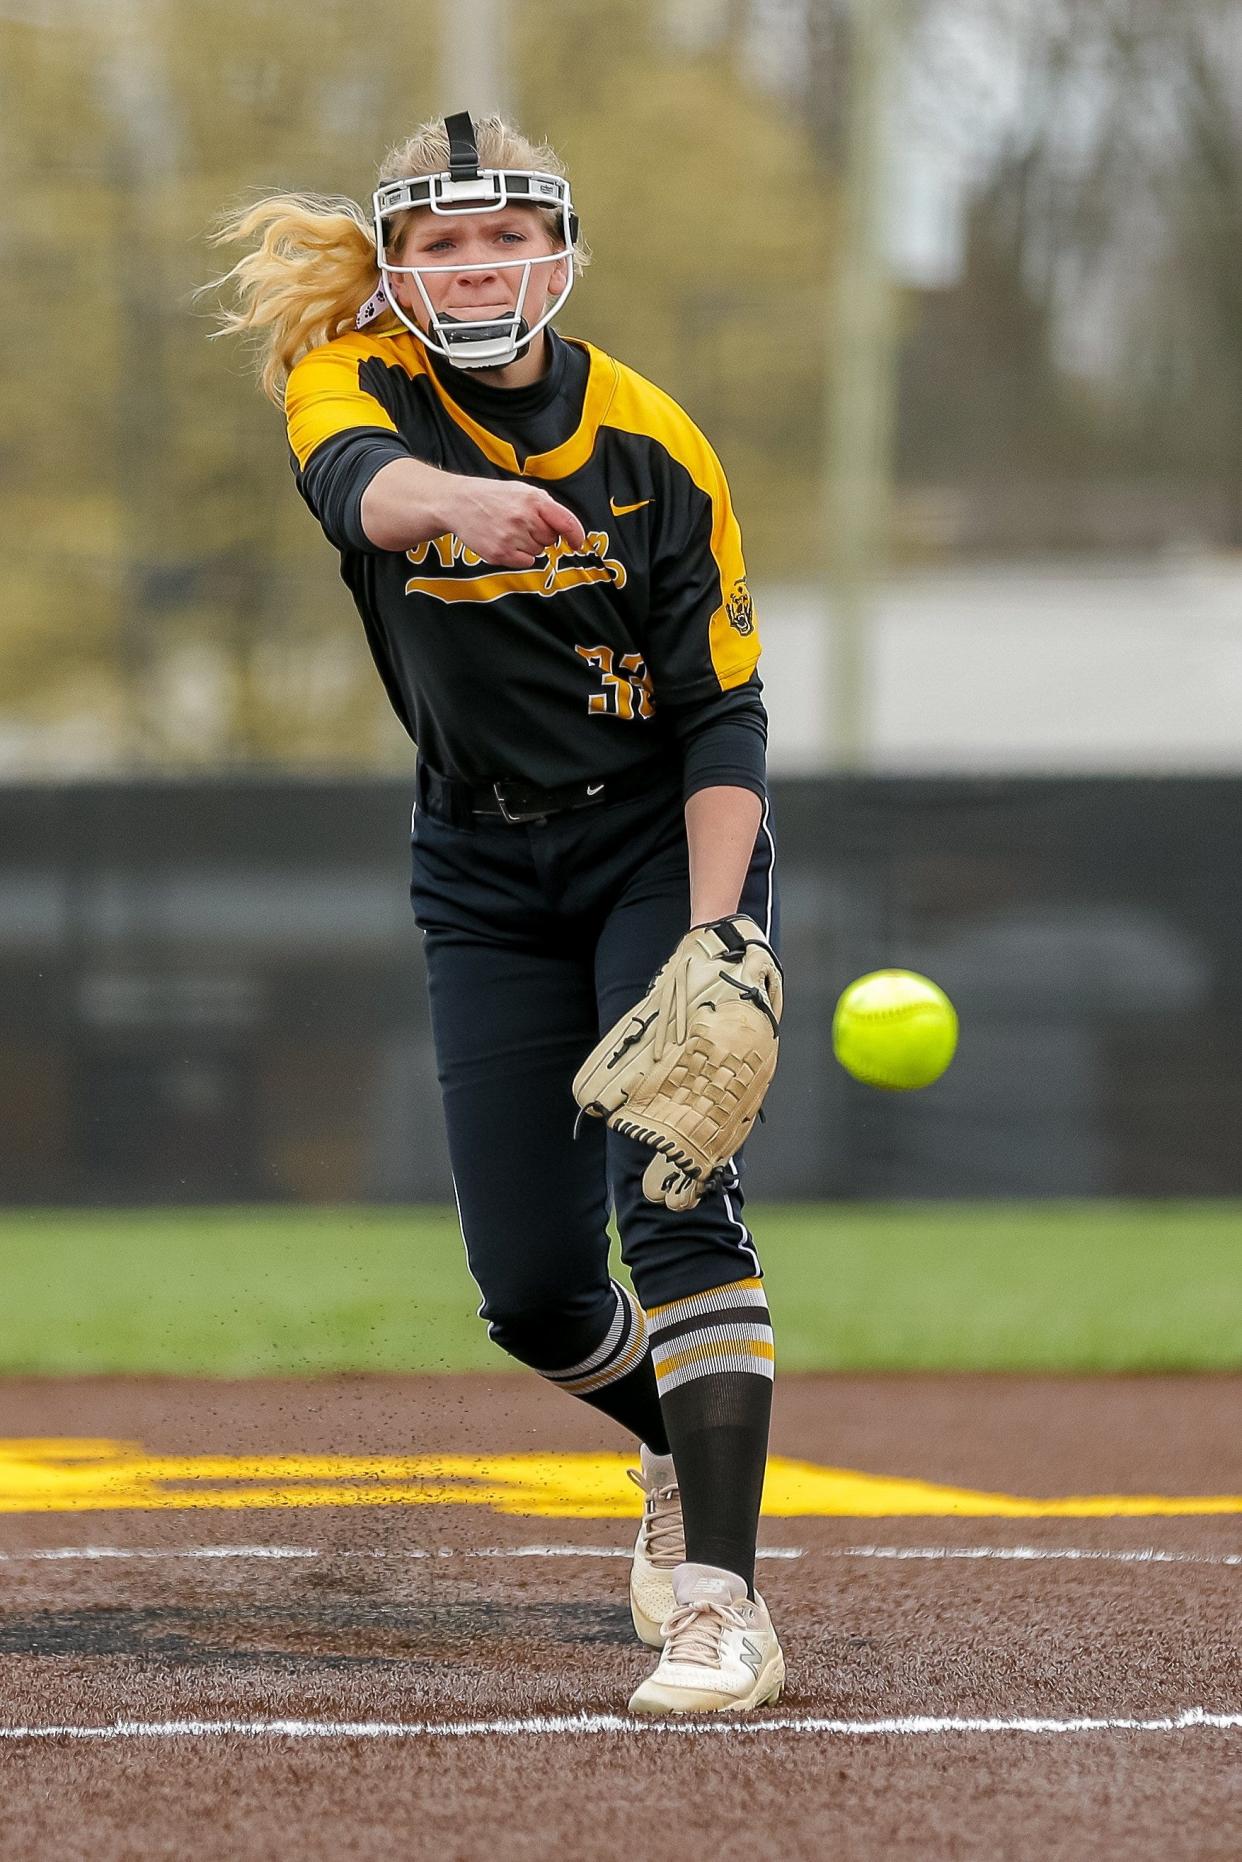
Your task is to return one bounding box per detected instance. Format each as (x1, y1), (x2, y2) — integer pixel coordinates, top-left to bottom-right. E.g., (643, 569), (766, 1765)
(572, 915), (783, 1208)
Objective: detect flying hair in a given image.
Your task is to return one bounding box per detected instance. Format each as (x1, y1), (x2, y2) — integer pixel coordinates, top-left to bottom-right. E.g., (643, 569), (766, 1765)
(204, 116), (587, 406)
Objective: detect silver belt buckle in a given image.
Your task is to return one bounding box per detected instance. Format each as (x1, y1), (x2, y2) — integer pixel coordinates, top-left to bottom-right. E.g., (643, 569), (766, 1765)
(492, 780), (548, 825)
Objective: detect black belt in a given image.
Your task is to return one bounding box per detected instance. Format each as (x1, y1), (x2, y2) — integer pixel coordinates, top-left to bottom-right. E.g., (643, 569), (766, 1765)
(417, 756), (678, 827)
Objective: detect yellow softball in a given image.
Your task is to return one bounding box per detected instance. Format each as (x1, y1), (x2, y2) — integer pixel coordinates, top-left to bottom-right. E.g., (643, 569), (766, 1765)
(832, 969), (959, 1091)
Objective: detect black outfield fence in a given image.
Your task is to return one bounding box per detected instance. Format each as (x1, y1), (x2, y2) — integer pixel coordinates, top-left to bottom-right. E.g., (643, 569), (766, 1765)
(1, 776), (1238, 1204)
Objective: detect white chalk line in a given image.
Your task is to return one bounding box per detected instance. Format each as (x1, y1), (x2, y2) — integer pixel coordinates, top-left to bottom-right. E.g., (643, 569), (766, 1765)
(0, 1709), (1238, 1742)
(1, 1543), (1238, 1567)
(0, 1546), (321, 1563)
(0, 1544), (806, 1564)
(823, 1545), (1242, 1569)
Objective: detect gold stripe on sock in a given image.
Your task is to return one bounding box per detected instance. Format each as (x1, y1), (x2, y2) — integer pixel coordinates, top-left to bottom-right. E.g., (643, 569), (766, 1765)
(558, 1308), (650, 1395)
(645, 1276), (764, 1320)
(653, 1337), (775, 1380)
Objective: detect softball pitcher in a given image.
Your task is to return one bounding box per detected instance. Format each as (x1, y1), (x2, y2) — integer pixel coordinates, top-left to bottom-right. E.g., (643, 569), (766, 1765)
(214, 111), (784, 1715)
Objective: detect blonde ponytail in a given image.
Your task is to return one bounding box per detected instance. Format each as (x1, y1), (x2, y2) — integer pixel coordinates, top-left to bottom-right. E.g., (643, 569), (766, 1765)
(205, 194), (378, 406)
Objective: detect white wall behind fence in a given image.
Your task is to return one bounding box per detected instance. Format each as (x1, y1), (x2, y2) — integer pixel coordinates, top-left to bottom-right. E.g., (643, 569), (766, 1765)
(761, 554), (1242, 774)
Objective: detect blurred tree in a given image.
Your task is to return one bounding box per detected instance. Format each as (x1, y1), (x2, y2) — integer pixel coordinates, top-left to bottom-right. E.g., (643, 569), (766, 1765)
(0, 0), (834, 768)
(0, 13), (125, 762)
(893, 0), (1242, 547)
(1123, 0), (1242, 530)
(5, 0), (1240, 769)
(521, 0), (834, 562)
(0, 0), (443, 770)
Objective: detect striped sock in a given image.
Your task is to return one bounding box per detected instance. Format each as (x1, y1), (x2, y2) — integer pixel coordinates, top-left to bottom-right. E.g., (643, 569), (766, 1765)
(647, 1276), (774, 1595)
(648, 1277), (775, 1396)
(535, 1281), (670, 1455)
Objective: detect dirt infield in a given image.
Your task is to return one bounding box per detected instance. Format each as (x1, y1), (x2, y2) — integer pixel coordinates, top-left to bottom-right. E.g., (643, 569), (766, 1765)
(0, 1374), (1238, 1860)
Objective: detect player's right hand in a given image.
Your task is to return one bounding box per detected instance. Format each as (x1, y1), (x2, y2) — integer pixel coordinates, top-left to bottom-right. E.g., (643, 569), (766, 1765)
(451, 480), (586, 568)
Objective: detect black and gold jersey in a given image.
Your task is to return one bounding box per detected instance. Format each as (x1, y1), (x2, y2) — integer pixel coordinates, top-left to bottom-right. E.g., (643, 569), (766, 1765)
(285, 322), (766, 794)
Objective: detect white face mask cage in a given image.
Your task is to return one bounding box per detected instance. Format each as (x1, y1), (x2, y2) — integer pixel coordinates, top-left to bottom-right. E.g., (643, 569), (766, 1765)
(361, 166), (578, 370)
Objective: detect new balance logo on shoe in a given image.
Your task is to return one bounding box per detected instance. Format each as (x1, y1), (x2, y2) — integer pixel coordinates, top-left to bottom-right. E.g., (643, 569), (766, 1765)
(739, 1636), (763, 1678)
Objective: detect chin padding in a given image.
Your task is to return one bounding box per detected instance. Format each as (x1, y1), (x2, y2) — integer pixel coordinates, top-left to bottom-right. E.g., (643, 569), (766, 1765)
(438, 312), (533, 368)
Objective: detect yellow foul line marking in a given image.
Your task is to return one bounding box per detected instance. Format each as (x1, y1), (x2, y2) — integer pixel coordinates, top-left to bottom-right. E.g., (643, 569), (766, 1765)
(0, 1442), (1238, 1518)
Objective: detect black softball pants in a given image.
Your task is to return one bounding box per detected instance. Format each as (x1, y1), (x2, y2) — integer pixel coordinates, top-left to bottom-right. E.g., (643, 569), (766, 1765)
(409, 760), (779, 1372)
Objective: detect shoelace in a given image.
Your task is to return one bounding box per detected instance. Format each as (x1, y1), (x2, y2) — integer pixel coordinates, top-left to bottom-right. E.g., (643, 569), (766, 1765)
(625, 1469), (686, 1568)
(660, 1598), (747, 1668)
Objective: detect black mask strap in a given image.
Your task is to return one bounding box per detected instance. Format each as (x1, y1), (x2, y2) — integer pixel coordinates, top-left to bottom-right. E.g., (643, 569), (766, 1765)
(444, 111), (481, 179)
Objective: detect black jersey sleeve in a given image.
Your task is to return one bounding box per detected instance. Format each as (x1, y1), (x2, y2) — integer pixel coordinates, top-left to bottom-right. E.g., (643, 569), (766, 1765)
(664, 676), (768, 804)
(293, 431), (413, 554)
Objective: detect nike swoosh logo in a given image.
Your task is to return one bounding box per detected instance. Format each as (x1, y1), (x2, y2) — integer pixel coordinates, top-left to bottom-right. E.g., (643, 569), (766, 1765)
(586, 782), (605, 795)
(610, 497), (652, 516)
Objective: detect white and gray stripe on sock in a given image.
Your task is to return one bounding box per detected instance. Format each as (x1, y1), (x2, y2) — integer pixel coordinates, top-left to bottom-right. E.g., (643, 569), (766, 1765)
(537, 1281), (649, 1397)
(646, 1276), (774, 1397)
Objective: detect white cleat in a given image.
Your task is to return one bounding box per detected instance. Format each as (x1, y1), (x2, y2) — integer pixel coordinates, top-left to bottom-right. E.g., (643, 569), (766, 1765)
(626, 1446), (685, 1649)
(628, 1562), (786, 1715)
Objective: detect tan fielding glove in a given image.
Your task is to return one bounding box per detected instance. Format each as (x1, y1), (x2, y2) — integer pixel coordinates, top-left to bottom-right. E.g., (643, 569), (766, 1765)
(572, 915), (783, 1210)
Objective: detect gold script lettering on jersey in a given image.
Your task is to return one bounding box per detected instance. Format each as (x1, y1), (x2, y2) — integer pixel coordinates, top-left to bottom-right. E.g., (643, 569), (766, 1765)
(405, 530), (627, 604)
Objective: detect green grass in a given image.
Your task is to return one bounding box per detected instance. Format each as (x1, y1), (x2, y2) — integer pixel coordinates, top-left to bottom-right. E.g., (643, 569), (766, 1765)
(0, 1204), (1238, 1376)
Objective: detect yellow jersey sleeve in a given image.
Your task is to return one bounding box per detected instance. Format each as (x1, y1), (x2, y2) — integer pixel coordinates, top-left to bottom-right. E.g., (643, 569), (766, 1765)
(285, 340), (400, 469)
(604, 363), (759, 698)
(674, 429), (757, 694)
